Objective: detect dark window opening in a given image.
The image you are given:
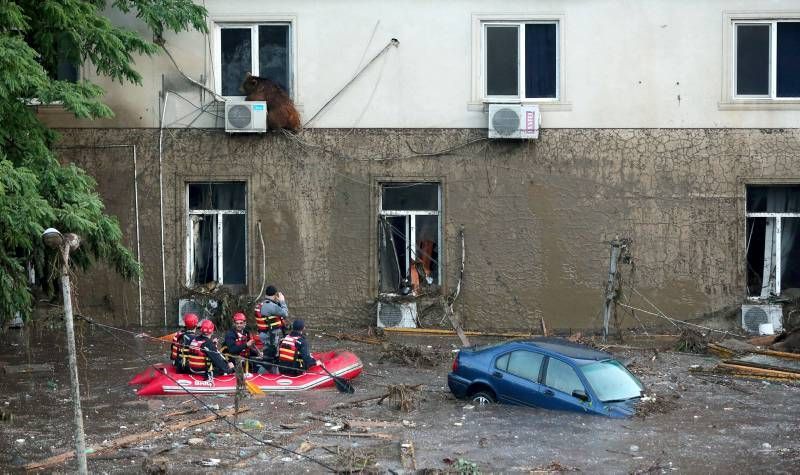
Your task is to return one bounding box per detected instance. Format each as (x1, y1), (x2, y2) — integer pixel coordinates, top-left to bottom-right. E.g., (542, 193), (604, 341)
(219, 23), (292, 97)
(220, 28), (252, 96)
(485, 22), (558, 99)
(259, 24), (291, 95)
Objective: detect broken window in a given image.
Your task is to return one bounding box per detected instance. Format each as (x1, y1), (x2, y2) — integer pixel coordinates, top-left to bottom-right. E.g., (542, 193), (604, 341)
(187, 182), (247, 286)
(378, 182), (441, 295)
(746, 185), (800, 297)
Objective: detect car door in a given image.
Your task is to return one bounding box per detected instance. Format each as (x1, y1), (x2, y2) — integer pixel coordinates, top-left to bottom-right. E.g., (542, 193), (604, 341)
(490, 350), (547, 407)
(540, 357), (592, 413)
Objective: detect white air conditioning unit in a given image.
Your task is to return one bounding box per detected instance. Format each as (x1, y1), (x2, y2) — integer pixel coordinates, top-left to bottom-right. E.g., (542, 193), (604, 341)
(741, 304), (783, 334)
(177, 298), (218, 326)
(377, 301), (417, 328)
(224, 100), (267, 133)
(488, 103), (540, 139)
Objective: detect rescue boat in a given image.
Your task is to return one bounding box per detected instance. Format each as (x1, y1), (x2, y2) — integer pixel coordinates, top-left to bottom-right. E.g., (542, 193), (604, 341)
(131, 350), (362, 396)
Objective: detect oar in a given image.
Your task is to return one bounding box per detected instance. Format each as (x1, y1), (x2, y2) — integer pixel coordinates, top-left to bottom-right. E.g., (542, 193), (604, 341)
(158, 332), (177, 342)
(317, 364), (355, 394)
(244, 379), (265, 397)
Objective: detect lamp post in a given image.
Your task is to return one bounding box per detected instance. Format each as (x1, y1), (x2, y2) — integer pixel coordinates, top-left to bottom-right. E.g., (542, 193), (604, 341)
(42, 228), (87, 475)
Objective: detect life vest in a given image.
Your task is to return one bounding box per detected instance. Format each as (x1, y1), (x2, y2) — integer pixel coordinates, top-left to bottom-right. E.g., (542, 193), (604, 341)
(187, 337), (212, 372)
(255, 301), (285, 332)
(278, 335), (303, 367)
(170, 330), (185, 360)
(225, 331), (251, 358)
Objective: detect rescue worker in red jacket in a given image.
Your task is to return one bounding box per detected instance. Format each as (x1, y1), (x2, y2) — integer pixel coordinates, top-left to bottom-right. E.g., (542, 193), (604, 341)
(223, 312), (262, 373)
(278, 319), (320, 376)
(171, 313), (199, 373)
(187, 319), (234, 378)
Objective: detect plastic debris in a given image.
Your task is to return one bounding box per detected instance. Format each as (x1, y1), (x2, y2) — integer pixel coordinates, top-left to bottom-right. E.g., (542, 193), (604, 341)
(199, 458), (220, 466)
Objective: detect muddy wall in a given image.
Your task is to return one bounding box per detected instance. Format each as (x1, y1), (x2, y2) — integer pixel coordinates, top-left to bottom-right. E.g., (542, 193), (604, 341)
(53, 128), (800, 331)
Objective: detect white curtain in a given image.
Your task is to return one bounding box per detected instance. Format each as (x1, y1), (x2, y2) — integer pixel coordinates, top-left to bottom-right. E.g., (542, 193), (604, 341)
(760, 189), (800, 296)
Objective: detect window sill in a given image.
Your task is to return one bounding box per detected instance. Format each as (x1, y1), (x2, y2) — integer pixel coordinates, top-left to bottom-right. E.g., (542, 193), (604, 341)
(718, 100), (800, 111)
(468, 100), (572, 112)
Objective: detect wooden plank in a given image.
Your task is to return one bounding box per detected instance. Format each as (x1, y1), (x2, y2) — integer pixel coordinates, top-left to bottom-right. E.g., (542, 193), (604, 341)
(24, 407), (247, 471)
(311, 431), (394, 440)
(754, 349), (800, 361)
(3, 363), (54, 375)
(383, 327), (538, 338)
(717, 363), (800, 380)
(400, 440), (416, 471)
(723, 359), (800, 375)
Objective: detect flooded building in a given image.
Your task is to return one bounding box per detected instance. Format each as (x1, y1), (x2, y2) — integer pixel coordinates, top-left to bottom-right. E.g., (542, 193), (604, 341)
(36, 1), (800, 332)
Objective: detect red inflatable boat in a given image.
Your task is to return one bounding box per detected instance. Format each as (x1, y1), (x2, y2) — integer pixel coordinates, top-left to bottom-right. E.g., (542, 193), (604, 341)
(130, 350), (362, 396)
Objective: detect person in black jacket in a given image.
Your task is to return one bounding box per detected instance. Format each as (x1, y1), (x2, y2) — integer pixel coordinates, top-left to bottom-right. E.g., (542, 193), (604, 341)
(188, 320), (234, 378)
(223, 312), (262, 373)
(277, 320), (320, 376)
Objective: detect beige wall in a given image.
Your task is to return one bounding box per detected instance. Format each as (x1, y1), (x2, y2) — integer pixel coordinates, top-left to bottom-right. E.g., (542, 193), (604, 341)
(37, 0), (800, 130)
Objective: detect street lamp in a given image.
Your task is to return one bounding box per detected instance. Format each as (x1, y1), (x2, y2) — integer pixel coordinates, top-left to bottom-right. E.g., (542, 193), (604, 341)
(42, 228), (87, 475)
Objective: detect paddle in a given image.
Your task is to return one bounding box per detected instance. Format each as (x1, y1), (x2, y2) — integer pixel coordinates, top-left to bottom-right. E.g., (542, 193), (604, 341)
(317, 363), (355, 394)
(158, 332), (177, 342)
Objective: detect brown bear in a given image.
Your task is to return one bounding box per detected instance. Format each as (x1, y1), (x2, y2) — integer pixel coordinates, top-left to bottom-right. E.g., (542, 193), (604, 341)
(240, 73), (301, 132)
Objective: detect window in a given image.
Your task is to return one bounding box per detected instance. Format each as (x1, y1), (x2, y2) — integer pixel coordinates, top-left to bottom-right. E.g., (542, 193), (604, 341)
(378, 183), (441, 295)
(504, 351), (545, 382)
(483, 21), (558, 100)
(186, 182), (247, 286)
(214, 23), (292, 97)
(734, 21), (800, 99)
(746, 185), (800, 297)
(544, 358), (584, 396)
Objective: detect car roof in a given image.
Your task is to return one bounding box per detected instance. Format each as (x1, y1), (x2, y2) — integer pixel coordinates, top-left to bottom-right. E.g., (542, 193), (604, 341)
(514, 338), (612, 361)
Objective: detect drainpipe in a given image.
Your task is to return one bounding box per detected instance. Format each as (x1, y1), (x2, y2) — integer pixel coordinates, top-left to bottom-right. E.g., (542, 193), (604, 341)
(158, 92), (170, 326)
(55, 144), (144, 326)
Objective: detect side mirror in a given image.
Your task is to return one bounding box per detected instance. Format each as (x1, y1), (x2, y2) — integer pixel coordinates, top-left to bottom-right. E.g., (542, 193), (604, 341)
(572, 389), (589, 402)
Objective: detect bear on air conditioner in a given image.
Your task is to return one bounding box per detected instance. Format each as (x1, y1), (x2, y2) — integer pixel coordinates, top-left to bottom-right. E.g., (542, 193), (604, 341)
(241, 73), (301, 132)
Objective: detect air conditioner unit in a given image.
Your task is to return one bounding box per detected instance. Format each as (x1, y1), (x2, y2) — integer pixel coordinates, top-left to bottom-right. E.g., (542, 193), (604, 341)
(377, 301), (417, 328)
(741, 304), (783, 334)
(224, 100), (267, 133)
(177, 298), (218, 326)
(488, 103), (540, 139)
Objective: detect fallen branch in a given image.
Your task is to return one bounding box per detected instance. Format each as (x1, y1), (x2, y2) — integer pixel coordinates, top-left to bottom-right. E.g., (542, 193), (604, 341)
(311, 432), (394, 440)
(3, 363), (54, 374)
(24, 407), (248, 471)
(716, 363), (800, 380)
(329, 394), (389, 410)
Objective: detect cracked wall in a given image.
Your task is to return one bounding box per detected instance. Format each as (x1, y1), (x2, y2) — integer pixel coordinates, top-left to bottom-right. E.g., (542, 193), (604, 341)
(54, 128), (800, 331)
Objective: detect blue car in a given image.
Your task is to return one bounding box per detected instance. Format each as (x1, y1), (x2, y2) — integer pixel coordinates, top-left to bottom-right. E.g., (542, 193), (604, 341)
(447, 338), (644, 418)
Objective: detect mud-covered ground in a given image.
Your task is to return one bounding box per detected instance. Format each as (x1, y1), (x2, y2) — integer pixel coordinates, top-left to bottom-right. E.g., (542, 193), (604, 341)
(1, 325), (799, 474)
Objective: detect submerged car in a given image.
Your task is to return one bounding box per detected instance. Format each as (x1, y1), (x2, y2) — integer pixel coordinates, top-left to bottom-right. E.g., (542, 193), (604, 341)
(447, 338), (644, 418)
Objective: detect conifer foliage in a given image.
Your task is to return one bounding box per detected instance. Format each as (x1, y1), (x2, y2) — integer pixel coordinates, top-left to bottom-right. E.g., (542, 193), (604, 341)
(0, 1), (207, 322)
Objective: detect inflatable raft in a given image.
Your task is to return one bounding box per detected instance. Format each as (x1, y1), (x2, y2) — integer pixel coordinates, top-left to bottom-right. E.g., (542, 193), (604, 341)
(130, 350), (362, 396)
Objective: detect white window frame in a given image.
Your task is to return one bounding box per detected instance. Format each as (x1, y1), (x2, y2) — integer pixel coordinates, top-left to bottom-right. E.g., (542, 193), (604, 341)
(482, 20), (560, 102)
(745, 210), (800, 297)
(185, 183), (247, 287)
(720, 12), (800, 109)
(212, 20), (295, 99)
(378, 182), (442, 294)
(470, 13), (568, 111)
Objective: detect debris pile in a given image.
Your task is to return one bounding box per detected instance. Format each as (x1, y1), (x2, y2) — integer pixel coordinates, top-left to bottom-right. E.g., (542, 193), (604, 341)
(673, 329), (708, 353)
(379, 342), (450, 367)
(326, 446), (377, 473)
(634, 393), (678, 418)
(381, 384), (420, 412)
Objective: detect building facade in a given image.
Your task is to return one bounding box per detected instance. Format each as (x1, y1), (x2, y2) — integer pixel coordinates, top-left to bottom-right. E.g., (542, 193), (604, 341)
(37, 1), (800, 331)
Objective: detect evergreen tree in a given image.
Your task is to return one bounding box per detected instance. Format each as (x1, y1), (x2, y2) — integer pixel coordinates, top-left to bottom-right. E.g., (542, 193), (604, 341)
(0, 1), (207, 322)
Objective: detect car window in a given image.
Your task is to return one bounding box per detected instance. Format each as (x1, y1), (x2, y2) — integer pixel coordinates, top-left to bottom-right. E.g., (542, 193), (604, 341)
(505, 350), (544, 382)
(544, 358), (585, 396)
(494, 353), (509, 371)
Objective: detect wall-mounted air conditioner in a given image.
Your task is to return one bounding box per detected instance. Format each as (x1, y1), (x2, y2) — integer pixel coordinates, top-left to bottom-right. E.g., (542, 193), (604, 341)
(741, 304), (783, 334)
(488, 103), (540, 139)
(177, 298), (218, 326)
(377, 301), (417, 328)
(224, 100), (267, 133)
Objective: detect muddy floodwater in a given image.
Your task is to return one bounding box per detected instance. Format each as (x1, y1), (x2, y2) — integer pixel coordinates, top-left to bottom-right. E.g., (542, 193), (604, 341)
(1, 325), (799, 474)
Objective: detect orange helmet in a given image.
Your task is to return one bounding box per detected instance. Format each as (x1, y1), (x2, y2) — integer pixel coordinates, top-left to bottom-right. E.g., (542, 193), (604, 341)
(183, 313), (199, 329)
(232, 312), (246, 323)
(199, 319), (215, 335)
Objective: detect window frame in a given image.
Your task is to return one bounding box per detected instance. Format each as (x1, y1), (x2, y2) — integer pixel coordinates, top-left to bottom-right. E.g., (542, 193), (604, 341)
(185, 182), (248, 287)
(212, 20), (296, 99)
(744, 184), (800, 298)
(721, 12), (800, 109)
(377, 181), (443, 295)
(733, 19), (800, 100)
(482, 20), (560, 102)
(470, 13), (567, 110)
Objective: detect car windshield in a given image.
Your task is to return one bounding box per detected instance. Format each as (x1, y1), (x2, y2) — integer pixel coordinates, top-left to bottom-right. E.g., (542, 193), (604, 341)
(580, 360), (643, 402)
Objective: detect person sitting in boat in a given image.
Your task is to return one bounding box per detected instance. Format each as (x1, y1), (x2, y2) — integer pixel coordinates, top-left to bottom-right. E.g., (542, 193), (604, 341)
(188, 319), (234, 378)
(257, 286), (289, 369)
(278, 319), (321, 376)
(171, 313), (199, 374)
(223, 312), (263, 373)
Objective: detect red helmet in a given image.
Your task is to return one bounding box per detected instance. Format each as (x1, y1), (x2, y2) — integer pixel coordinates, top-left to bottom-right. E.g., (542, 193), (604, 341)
(232, 312), (246, 323)
(199, 319), (215, 335)
(183, 313), (199, 329)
